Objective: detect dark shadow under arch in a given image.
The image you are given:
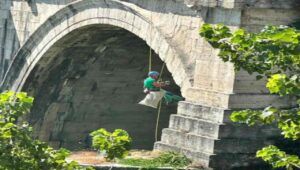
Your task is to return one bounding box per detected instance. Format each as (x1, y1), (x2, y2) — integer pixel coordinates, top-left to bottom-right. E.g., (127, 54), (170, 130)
(23, 24), (181, 150)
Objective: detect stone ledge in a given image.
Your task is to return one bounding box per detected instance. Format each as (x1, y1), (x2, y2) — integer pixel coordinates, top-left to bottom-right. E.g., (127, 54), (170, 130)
(154, 142), (268, 169)
(218, 124), (281, 139)
(162, 127), (279, 154)
(161, 128), (217, 154)
(181, 0), (300, 9)
(168, 114), (281, 139)
(228, 93), (297, 109)
(209, 153), (268, 169)
(169, 114), (221, 138)
(214, 138), (276, 154)
(185, 87), (297, 109)
(177, 101), (232, 123)
(154, 142), (213, 168)
(81, 163), (192, 170)
(185, 88), (230, 109)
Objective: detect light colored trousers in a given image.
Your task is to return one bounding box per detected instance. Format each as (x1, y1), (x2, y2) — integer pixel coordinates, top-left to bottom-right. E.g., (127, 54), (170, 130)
(139, 90), (166, 108)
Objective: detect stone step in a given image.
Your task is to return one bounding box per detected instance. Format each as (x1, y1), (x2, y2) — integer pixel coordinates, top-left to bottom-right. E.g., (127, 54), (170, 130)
(177, 101), (232, 123)
(154, 142), (212, 168)
(185, 87), (230, 108)
(161, 128), (275, 154)
(214, 137), (276, 154)
(209, 153), (267, 169)
(161, 128), (216, 154)
(154, 142), (268, 169)
(169, 114), (281, 139)
(169, 114), (221, 138)
(218, 123), (281, 139)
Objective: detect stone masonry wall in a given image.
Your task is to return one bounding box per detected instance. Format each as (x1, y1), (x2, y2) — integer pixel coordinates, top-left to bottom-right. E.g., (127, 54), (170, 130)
(231, 5), (300, 108)
(156, 1), (300, 169)
(0, 0), (77, 80)
(182, 0), (300, 9)
(0, 0), (205, 90)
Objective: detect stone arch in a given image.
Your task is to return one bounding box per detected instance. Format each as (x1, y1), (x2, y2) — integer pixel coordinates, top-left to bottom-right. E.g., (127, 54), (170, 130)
(21, 24), (181, 149)
(1, 0), (191, 95)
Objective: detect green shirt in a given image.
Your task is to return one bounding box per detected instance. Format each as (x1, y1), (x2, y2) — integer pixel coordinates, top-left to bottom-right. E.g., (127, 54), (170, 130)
(144, 77), (160, 91)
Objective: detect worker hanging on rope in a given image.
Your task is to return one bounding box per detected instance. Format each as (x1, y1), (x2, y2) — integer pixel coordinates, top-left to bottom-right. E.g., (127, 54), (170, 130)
(139, 71), (183, 108)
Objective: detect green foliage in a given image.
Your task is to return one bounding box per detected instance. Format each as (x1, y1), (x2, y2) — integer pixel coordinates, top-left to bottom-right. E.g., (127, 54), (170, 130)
(267, 74), (300, 96)
(118, 151), (191, 169)
(200, 24), (300, 75)
(0, 91), (93, 170)
(200, 24), (300, 169)
(90, 128), (132, 160)
(257, 145), (300, 170)
(230, 107), (300, 140)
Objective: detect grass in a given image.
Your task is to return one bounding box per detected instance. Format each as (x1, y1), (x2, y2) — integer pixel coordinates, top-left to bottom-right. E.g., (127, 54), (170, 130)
(118, 151), (191, 169)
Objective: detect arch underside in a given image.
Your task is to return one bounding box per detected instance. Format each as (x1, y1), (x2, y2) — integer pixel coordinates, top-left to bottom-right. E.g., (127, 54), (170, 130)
(1, 0), (192, 95)
(0, 0), (196, 154)
(0, 1), (192, 149)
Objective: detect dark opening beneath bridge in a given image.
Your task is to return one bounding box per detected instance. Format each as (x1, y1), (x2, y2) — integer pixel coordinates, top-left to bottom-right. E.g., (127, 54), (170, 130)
(23, 24), (181, 150)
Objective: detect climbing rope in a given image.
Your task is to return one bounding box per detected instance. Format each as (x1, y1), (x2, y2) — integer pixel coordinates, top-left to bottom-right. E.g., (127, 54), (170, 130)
(147, 10), (166, 142)
(149, 10), (153, 73)
(148, 46), (166, 142)
(159, 63), (165, 80)
(149, 47), (152, 72)
(154, 62), (165, 142)
(155, 100), (162, 142)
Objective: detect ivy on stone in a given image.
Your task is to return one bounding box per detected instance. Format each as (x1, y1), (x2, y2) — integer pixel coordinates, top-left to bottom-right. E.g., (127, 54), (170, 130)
(200, 24), (300, 169)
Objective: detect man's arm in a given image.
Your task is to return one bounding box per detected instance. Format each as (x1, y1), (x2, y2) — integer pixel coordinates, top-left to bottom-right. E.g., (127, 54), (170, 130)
(153, 81), (167, 88)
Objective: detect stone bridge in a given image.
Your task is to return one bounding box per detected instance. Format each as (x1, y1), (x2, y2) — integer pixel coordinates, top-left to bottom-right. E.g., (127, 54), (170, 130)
(0, 0), (299, 169)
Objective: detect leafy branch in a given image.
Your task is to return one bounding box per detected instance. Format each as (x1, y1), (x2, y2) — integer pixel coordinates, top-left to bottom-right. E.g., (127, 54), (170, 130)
(0, 91), (93, 170)
(200, 24), (300, 169)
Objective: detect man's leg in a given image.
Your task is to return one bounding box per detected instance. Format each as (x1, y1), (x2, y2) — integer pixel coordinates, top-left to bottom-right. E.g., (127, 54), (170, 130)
(164, 91), (184, 104)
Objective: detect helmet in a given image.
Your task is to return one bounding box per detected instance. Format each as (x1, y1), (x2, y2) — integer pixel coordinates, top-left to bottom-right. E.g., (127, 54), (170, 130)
(148, 71), (159, 77)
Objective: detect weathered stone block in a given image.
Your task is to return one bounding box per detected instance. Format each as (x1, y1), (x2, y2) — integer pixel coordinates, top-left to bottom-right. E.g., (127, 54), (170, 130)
(161, 128), (216, 153)
(177, 101), (229, 123)
(185, 87), (230, 108)
(228, 93), (297, 109)
(169, 114), (220, 138)
(154, 142), (212, 167)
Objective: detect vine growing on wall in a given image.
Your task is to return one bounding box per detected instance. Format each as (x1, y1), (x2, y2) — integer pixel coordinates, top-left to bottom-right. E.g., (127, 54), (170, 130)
(200, 24), (300, 169)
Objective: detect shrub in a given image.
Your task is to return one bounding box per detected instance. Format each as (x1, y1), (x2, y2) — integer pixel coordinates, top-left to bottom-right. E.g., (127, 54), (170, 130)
(0, 91), (93, 170)
(90, 128), (132, 160)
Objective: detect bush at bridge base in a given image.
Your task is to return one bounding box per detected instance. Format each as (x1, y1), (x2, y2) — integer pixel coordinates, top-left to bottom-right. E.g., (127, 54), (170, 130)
(90, 128), (132, 160)
(0, 91), (94, 170)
